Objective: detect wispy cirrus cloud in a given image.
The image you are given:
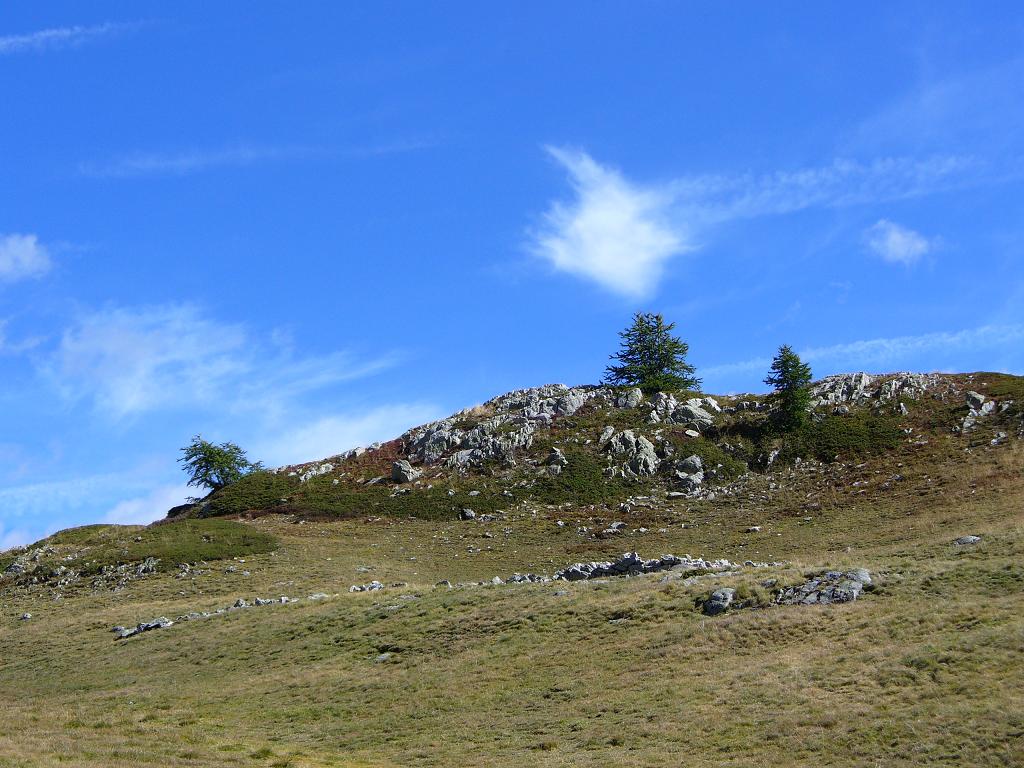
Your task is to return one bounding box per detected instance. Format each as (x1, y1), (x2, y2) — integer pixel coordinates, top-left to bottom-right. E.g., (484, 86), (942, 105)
(845, 57), (1024, 157)
(0, 22), (142, 56)
(253, 403), (444, 467)
(79, 138), (436, 178)
(78, 144), (317, 178)
(45, 303), (399, 419)
(865, 219), (933, 266)
(102, 483), (192, 526)
(702, 324), (1024, 385)
(0, 472), (190, 548)
(0, 472), (132, 548)
(531, 148), (994, 298)
(0, 234), (52, 283)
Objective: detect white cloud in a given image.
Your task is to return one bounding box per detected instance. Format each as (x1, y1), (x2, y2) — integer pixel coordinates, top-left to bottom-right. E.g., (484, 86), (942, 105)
(531, 147), (691, 298)
(0, 22), (139, 55)
(532, 148), (986, 296)
(102, 483), (192, 526)
(0, 234), (52, 282)
(254, 403), (444, 467)
(865, 219), (932, 266)
(47, 304), (396, 419)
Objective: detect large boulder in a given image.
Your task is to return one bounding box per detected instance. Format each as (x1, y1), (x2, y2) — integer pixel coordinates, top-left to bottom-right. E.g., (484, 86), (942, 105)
(672, 399), (717, 429)
(546, 447), (569, 467)
(615, 388), (644, 408)
(703, 588), (735, 616)
(965, 391), (986, 411)
(607, 430), (660, 477)
(391, 460), (422, 483)
(677, 454), (703, 474)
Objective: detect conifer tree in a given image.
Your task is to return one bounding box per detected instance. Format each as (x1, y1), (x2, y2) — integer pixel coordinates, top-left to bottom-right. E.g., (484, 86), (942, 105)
(179, 436), (263, 492)
(764, 345), (813, 430)
(604, 312), (701, 393)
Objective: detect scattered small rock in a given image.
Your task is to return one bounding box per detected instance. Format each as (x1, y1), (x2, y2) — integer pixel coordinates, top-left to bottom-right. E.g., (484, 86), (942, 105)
(349, 580), (384, 593)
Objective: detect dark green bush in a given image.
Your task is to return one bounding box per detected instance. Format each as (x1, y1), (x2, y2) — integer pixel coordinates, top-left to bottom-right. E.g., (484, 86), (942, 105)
(779, 412), (902, 463)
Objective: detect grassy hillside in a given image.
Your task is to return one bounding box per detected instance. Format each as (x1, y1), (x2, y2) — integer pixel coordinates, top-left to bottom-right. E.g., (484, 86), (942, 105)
(0, 372), (1021, 767)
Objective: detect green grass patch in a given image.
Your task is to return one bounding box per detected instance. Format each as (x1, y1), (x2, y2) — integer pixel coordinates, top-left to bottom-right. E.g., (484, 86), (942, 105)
(287, 475), (511, 521)
(980, 372), (1024, 401)
(202, 471), (299, 518)
(28, 519), (279, 574)
(204, 469), (513, 521)
(530, 448), (630, 505)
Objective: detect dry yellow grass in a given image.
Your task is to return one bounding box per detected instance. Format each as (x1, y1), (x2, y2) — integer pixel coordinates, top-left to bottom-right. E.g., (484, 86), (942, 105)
(1, 423), (1022, 766)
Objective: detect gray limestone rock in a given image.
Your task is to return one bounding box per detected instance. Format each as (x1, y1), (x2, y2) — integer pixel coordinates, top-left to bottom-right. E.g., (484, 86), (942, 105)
(703, 587), (735, 616)
(391, 459), (422, 483)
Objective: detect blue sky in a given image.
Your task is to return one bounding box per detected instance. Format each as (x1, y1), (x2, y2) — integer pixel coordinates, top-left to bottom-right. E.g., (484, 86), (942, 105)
(2, 3), (1023, 546)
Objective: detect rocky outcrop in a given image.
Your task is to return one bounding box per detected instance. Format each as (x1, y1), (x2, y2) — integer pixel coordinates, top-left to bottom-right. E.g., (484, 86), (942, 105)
(606, 430), (660, 478)
(544, 447), (569, 475)
(553, 552), (736, 582)
(399, 385), (721, 471)
(776, 568), (872, 605)
(878, 373), (942, 402)
(811, 372), (946, 412)
(961, 391), (995, 432)
(114, 617), (173, 639)
(810, 373), (874, 408)
(298, 462), (334, 482)
(402, 384), (616, 469)
(645, 394), (720, 430)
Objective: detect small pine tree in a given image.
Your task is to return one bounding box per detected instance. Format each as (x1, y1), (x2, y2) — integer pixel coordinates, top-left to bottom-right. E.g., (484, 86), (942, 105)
(764, 345), (813, 430)
(179, 436), (263, 492)
(604, 312), (701, 394)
